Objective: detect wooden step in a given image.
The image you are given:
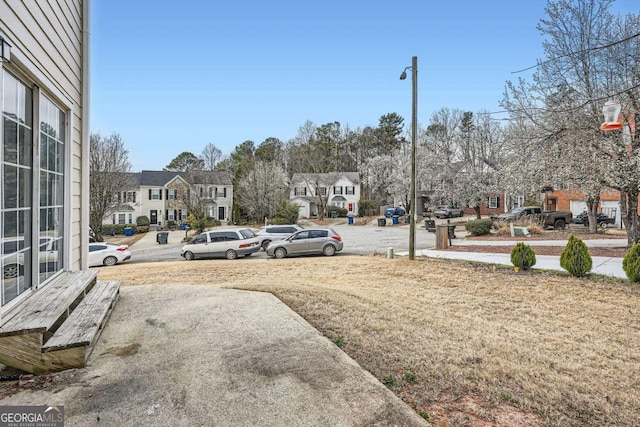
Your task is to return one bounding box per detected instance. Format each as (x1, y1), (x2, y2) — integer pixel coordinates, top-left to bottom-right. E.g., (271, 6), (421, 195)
(0, 270), (98, 337)
(43, 280), (120, 353)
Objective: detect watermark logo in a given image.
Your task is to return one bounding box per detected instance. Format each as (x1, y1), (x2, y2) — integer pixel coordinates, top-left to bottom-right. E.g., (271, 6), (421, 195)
(0, 405), (64, 427)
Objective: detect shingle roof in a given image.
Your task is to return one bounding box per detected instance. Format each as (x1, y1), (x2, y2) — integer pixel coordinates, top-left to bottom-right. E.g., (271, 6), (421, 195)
(291, 172), (360, 185)
(136, 170), (232, 186)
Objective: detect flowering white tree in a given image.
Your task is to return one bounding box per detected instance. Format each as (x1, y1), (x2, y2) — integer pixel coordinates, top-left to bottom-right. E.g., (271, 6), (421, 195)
(502, 0), (640, 243)
(237, 161), (289, 222)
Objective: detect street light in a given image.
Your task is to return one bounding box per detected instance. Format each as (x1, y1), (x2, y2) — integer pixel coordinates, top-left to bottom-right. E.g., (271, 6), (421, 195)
(400, 56), (417, 260)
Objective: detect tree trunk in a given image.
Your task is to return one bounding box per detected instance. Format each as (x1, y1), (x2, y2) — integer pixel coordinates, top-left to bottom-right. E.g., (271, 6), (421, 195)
(474, 206), (481, 219)
(586, 195), (600, 234)
(621, 187), (640, 247)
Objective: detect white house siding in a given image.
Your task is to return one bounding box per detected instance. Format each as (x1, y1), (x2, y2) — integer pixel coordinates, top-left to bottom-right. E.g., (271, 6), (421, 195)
(0, 0), (87, 311)
(330, 176), (360, 215)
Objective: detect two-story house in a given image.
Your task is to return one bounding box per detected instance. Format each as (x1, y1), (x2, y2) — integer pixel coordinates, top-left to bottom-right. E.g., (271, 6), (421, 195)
(290, 172), (360, 218)
(105, 170), (233, 228)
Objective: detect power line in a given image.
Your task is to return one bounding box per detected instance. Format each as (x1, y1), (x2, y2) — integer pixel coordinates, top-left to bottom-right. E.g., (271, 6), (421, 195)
(512, 31), (640, 74)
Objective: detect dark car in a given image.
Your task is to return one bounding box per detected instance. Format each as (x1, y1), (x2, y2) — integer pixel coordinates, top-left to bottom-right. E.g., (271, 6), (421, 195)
(574, 212), (615, 228)
(384, 207), (406, 218)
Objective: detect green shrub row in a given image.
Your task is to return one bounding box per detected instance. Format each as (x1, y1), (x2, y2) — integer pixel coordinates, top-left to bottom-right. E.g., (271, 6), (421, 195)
(101, 224), (137, 236)
(502, 234), (640, 282)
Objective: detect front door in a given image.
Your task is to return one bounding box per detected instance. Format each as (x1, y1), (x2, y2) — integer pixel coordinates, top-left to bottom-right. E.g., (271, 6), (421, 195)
(150, 210), (158, 225)
(218, 207), (225, 221)
(547, 198), (557, 211)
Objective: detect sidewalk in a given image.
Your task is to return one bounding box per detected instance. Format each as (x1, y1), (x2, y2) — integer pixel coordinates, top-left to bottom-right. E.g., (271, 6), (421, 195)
(409, 249), (626, 279)
(451, 237), (628, 248)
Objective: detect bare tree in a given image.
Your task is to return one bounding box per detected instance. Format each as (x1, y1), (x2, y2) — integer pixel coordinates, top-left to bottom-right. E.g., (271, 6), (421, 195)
(89, 132), (133, 240)
(201, 143), (224, 171)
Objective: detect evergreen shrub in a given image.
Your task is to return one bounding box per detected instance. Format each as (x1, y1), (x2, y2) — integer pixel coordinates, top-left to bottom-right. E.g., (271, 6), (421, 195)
(464, 219), (493, 236)
(560, 234), (592, 277)
(510, 242), (537, 270)
(623, 243), (640, 282)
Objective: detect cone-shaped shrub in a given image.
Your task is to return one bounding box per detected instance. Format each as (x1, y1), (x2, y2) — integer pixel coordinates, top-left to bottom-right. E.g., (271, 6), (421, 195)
(560, 234), (592, 277)
(510, 242), (536, 270)
(623, 243), (640, 282)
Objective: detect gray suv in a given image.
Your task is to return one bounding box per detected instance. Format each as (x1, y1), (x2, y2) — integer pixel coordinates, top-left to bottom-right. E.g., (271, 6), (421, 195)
(255, 224), (304, 250)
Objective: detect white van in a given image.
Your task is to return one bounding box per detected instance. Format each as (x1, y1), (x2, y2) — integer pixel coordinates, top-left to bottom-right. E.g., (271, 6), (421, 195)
(181, 228), (260, 260)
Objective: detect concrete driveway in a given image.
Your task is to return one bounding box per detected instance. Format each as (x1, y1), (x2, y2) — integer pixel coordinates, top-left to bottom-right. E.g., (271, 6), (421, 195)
(1, 285), (429, 426)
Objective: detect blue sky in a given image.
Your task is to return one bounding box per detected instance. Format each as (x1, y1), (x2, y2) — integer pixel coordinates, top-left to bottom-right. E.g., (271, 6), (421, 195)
(90, 0), (638, 171)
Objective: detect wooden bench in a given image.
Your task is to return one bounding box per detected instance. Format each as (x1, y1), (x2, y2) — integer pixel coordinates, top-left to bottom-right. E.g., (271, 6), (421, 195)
(43, 280), (120, 352)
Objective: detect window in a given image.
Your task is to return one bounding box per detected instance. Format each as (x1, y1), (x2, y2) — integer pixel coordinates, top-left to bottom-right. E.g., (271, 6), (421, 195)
(513, 195), (524, 209)
(126, 191), (136, 203)
(150, 189), (161, 200)
(488, 196), (500, 209)
(345, 186), (355, 195)
(1, 70), (69, 306)
(118, 214), (126, 224)
(128, 214), (132, 224)
(333, 186), (343, 195)
(317, 187), (327, 196)
(167, 189), (176, 200)
(294, 187), (307, 196)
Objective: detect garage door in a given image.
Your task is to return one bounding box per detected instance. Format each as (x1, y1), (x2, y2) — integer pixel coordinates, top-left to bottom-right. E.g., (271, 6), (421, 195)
(570, 201), (587, 218)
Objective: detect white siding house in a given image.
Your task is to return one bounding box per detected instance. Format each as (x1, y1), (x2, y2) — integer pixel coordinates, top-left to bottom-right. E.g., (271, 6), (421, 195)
(104, 170), (234, 228)
(1, 0), (90, 315)
(290, 172), (360, 219)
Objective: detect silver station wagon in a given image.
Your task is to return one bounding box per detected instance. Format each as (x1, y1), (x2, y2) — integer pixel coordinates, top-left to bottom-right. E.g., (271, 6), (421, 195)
(181, 228), (260, 260)
(265, 228), (343, 258)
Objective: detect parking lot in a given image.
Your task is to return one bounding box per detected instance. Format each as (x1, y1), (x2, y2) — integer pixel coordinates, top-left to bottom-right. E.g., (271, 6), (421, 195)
(116, 219), (446, 264)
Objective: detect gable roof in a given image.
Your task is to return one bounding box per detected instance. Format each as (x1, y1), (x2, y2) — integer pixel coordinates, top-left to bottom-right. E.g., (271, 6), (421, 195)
(136, 170), (232, 187)
(291, 172), (360, 186)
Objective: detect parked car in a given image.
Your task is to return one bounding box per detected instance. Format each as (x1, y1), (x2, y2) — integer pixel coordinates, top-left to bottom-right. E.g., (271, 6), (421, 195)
(255, 224), (304, 250)
(181, 228), (260, 260)
(266, 228), (343, 259)
(88, 242), (132, 267)
(433, 205), (464, 218)
(491, 206), (573, 230)
(384, 207), (406, 218)
(3, 237), (62, 279)
(574, 212), (616, 228)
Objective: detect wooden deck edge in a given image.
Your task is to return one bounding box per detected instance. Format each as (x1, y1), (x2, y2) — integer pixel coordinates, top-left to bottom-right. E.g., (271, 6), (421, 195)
(0, 270), (98, 338)
(42, 281), (121, 353)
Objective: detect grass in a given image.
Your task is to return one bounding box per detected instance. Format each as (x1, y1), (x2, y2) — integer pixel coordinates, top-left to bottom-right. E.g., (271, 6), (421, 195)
(97, 256), (640, 427)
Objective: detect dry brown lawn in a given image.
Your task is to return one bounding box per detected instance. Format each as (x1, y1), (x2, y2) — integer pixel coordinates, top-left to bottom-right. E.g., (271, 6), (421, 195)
(97, 256), (640, 427)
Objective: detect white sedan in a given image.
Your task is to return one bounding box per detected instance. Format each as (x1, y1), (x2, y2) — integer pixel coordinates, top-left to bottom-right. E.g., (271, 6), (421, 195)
(88, 242), (132, 267)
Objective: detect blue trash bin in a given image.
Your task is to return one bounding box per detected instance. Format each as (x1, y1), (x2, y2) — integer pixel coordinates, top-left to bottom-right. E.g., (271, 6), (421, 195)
(182, 223), (187, 230)
(348, 216), (354, 225)
(392, 215), (399, 225)
(124, 227), (133, 237)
